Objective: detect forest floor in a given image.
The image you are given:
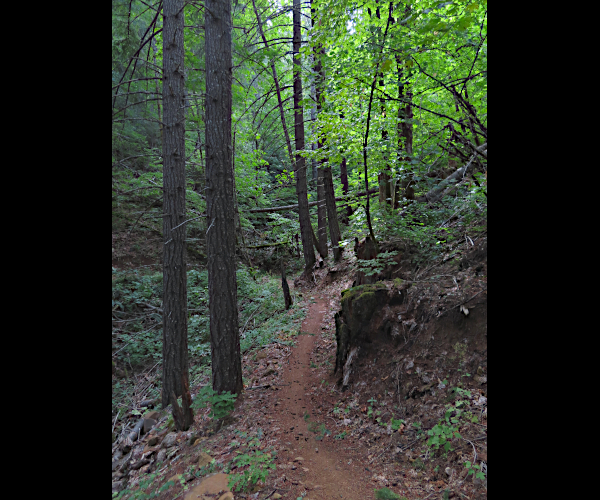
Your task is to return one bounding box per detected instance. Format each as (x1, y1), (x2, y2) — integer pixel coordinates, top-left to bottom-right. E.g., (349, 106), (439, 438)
(113, 232), (487, 500)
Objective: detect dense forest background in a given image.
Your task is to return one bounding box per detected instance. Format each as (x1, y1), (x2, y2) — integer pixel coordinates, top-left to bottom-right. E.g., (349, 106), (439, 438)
(112, 1), (487, 496)
(112, 0), (486, 434)
(112, 0), (486, 257)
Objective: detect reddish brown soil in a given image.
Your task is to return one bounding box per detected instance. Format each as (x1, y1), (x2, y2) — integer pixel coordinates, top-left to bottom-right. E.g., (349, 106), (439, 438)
(271, 294), (374, 500)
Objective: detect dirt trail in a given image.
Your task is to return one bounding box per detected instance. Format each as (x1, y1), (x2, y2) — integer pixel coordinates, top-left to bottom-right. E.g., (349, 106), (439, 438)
(272, 295), (373, 500)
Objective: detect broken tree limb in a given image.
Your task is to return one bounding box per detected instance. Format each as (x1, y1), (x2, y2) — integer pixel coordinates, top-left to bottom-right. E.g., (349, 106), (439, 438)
(417, 143), (487, 204)
(248, 188), (378, 213)
(245, 241), (290, 249)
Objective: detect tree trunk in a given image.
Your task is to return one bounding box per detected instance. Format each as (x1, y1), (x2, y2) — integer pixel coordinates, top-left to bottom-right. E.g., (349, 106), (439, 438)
(312, 4), (341, 260)
(311, 4), (328, 259)
(293, 0), (315, 272)
(316, 166), (327, 256)
(363, 2), (394, 253)
(161, 0), (193, 431)
(281, 259), (293, 310)
(340, 155), (352, 222)
(253, 0), (314, 271)
(396, 53), (414, 202)
(323, 166), (342, 261)
(205, 0), (243, 396)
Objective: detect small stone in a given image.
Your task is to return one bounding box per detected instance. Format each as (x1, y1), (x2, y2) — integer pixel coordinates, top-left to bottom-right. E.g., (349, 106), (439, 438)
(293, 456), (304, 462)
(198, 451), (212, 468)
(143, 410), (160, 421)
(161, 432), (178, 448)
(156, 449), (167, 463)
(142, 418), (157, 434)
(272, 494), (282, 500)
(217, 493), (234, 500)
(112, 481), (124, 493)
(147, 436), (159, 446)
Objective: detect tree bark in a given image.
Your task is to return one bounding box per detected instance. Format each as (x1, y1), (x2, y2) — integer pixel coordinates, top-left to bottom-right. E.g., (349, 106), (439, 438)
(281, 259), (293, 310)
(205, 0), (243, 396)
(252, 0), (314, 271)
(316, 166), (327, 255)
(363, 3), (394, 254)
(339, 155), (352, 222)
(161, 0), (193, 431)
(396, 51), (414, 202)
(323, 166), (342, 260)
(312, 5), (341, 260)
(293, 0), (315, 271)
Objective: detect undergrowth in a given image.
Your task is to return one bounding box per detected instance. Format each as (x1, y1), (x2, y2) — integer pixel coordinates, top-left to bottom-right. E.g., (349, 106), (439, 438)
(112, 264), (307, 423)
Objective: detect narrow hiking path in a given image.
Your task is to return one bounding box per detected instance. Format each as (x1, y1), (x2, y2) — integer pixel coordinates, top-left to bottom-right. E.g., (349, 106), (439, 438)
(270, 294), (373, 500)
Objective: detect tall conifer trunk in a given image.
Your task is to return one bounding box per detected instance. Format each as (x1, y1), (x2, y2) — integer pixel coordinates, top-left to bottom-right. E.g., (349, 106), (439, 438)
(205, 0), (243, 395)
(312, 2), (341, 260)
(162, 0), (193, 430)
(293, 0), (315, 272)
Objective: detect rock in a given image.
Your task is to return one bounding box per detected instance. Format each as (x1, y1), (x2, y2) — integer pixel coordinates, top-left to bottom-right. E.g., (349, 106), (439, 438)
(147, 436), (159, 446)
(143, 410), (160, 421)
(142, 418), (157, 434)
(166, 448), (179, 460)
(256, 351), (267, 360)
(262, 368), (276, 377)
(132, 444), (144, 460)
(272, 494), (282, 500)
(156, 449), (167, 463)
(187, 432), (198, 446)
(183, 473), (231, 500)
(112, 481), (124, 493)
(293, 456), (304, 462)
(198, 451), (212, 468)
(161, 432), (178, 448)
(474, 374), (487, 385)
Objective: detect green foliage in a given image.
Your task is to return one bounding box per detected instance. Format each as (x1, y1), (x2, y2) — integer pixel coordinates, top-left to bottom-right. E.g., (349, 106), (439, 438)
(391, 418), (405, 431)
(357, 250), (399, 277)
(112, 473), (176, 500)
(192, 385), (237, 420)
(374, 487), (405, 500)
(464, 460), (486, 480)
(226, 430), (276, 493)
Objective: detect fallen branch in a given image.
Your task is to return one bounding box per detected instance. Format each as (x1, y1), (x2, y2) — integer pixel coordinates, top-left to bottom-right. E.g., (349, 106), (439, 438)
(417, 143), (487, 204)
(246, 241), (290, 249)
(248, 188), (378, 213)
